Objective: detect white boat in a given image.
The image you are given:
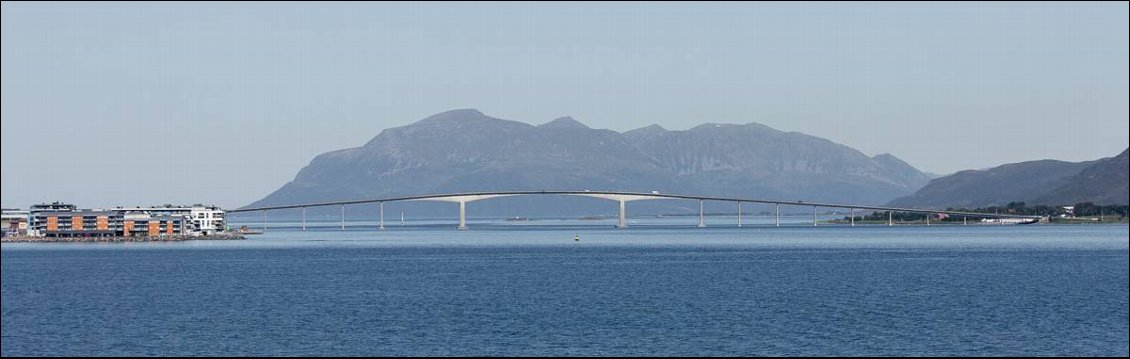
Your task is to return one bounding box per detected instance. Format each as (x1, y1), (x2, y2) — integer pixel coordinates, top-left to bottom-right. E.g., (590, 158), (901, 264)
(979, 218), (1039, 225)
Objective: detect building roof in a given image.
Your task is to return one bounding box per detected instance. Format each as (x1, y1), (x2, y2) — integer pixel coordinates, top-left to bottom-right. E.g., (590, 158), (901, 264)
(34, 210), (122, 217)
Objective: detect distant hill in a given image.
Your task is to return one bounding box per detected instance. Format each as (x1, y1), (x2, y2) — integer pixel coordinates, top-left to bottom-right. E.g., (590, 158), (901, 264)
(245, 109), (932, 216)
(621, 122), (932, 204)
(888, 149), (1129, 209)
(1033, 149), (1129, 206)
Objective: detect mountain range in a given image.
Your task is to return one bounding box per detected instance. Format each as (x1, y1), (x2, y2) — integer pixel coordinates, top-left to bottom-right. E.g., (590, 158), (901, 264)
(888, 149), (1129, 209)
(246, 109), (933, 216)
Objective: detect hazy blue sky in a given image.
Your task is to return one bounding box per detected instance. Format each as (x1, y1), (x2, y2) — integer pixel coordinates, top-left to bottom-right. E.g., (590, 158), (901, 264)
(2, 2), (1127, 209)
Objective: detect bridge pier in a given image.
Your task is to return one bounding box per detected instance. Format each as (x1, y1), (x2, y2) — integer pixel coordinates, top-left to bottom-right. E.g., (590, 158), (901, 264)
(698, 200), (705, 228)
(618, 199), (627, 229)
(379, 202), (385, 230)
(888, 211), (893, 226)
(341, 204), (345, 230)
(813, 206), (817, 227)
(301, 207), (306, 231)
(850, 208), (855, 227)
(926, 214), (930, 226)
(458, 200), (467, 230)
(263, 210), (268, 232)
(963, 216), (967, 226)
(775, 204), (780, 227)
(737, 202), (742, 228)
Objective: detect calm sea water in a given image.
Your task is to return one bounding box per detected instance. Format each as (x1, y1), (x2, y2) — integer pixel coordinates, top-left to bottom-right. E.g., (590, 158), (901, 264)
(3, 221), (1127, 356)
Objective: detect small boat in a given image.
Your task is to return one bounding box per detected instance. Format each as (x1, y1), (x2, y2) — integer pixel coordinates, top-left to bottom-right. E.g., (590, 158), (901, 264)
(237, 226), (264, 235)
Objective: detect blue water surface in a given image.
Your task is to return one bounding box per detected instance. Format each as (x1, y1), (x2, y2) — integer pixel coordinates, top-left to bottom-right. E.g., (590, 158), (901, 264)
(3, 221), (1127, 356)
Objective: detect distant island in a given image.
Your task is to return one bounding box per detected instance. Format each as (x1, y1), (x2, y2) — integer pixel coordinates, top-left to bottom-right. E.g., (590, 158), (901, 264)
(243, 109), (932, 217)
(229, 110), (1127, 219)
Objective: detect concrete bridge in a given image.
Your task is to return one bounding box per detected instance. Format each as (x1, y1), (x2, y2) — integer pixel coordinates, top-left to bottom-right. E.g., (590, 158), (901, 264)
(230, 190), (1042, 230)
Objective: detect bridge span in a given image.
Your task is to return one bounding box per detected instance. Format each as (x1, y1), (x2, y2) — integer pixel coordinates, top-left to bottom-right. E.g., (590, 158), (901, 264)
(230, 190), (1042, 231)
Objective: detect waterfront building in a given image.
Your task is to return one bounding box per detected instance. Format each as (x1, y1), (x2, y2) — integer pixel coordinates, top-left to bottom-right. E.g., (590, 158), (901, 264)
(28, 202), (77, 236)
(114, 205), (227, 235)
(26, 202), (225, 237)
(1, 208), (30, 237)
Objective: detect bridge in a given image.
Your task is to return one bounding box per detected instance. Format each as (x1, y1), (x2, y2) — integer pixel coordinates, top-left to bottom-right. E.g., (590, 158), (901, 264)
(229, 190), (1042, 230)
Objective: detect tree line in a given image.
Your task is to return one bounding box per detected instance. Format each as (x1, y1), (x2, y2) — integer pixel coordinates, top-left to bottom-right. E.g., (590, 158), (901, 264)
(851, 202), (1128, 222)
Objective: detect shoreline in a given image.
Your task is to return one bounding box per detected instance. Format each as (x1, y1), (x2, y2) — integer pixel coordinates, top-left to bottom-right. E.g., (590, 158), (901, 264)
(1, 233), (246, 243)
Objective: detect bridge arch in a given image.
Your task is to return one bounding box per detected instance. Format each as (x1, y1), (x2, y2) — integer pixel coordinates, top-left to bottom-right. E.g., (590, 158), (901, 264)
(406, 192), (668, 229)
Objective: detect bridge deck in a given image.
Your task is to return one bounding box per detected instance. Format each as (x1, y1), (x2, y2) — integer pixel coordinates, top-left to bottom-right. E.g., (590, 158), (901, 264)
(230, 190), (1040, 220)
